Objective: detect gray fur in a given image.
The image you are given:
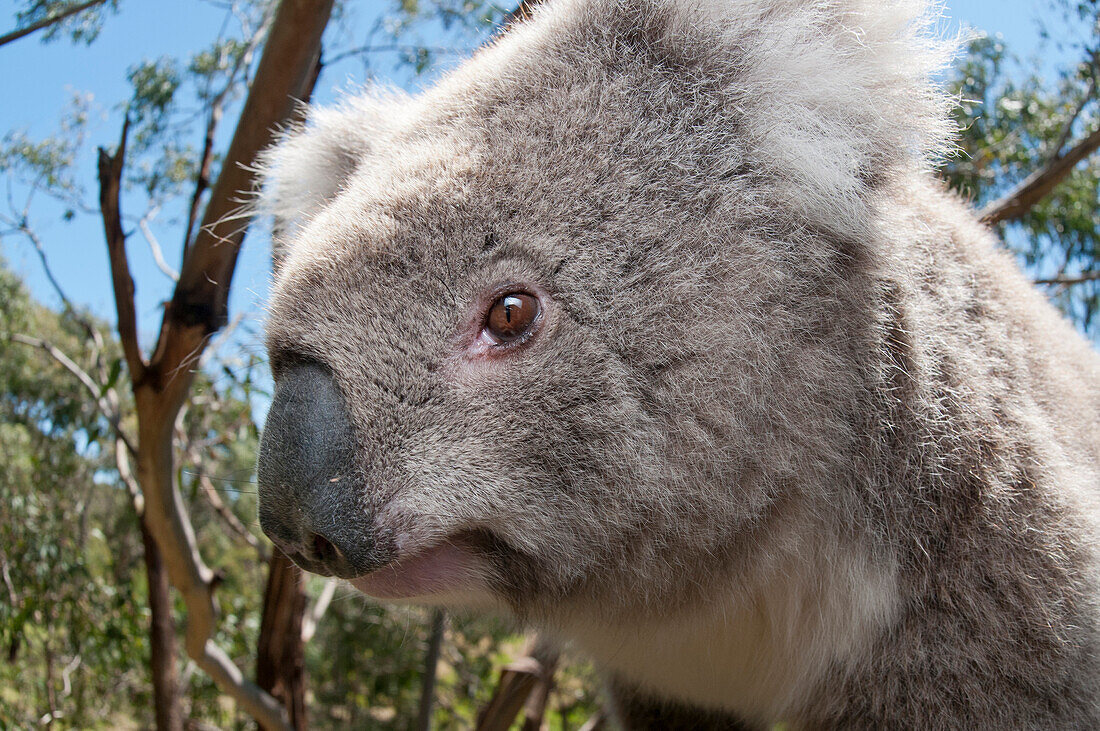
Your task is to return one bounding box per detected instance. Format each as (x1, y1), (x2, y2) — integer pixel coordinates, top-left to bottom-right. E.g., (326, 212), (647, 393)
(256, 0), (1100, 726)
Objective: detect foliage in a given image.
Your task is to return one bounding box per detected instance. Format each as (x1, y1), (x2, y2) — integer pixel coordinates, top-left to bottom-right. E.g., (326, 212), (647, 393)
(12, 0), (120, 46)
(0, 265), (149, 729)
(943, 4), (1100, 333)
(329, 0), (506, 76)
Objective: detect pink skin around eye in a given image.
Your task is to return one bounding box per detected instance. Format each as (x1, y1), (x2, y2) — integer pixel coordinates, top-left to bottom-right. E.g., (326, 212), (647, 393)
(453, 282), (550, 362)
(351, 540), (488, 600)
(470, 328), (503, 356)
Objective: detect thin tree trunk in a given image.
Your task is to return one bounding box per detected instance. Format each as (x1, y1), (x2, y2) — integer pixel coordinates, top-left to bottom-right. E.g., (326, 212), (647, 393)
(416, 610), (447, 731)
(142, 519), (183, 731)
(256, 550), (309, 730)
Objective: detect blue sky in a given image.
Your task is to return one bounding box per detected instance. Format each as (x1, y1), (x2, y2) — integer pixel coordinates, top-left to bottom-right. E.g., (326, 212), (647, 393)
(0, 0), (1081, 365)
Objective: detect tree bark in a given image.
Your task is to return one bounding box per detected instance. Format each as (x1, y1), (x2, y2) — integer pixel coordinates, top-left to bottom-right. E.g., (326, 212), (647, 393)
(142, 519), (183, 731)
(256, 550), (309, 730)
(520, 641), (558, 731)
(476, 637), (559, 731)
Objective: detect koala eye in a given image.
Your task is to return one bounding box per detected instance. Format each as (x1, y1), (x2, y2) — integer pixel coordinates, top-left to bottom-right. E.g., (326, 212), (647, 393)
(483, 292), (541, 345)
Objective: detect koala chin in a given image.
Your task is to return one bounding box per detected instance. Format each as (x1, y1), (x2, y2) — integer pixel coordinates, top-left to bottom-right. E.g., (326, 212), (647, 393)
(255, 0), (1100, 727)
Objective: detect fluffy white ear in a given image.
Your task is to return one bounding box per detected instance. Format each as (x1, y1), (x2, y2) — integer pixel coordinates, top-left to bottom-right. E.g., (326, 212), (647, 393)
(680, 0), (958, 232)
(257, 92), (405, 260)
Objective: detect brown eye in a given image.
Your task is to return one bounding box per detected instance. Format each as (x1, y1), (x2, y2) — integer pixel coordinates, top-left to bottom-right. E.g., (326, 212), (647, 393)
(485, 292), (540, 343)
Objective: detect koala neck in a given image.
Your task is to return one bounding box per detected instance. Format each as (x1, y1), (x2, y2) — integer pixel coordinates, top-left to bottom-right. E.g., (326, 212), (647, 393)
(548, 508), (900, 724)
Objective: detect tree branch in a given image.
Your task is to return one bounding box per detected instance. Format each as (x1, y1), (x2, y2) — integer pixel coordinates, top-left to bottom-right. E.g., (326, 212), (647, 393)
(1034, 270), (1100, 286)
(0, 0), (106, 49)
(980, 124), (1100, 224)
(1049, 75), (1095, 162)
(138, 209), (179, 282)
(299, 578), (336, 643)
(17, 223), (79, 313)
(1048, 47), (1098, 163)
(182, 440), (265, 554)
(115, 436), (144, 515)
(97, 115), (147, 385)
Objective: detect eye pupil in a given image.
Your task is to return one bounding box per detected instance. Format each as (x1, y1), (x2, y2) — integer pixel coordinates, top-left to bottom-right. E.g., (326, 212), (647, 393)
(486, 292), (539, 343)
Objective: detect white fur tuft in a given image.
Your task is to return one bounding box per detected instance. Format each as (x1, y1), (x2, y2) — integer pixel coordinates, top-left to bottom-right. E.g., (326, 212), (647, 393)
(682, 0), (960, 233)
(257, 91), (409, 256)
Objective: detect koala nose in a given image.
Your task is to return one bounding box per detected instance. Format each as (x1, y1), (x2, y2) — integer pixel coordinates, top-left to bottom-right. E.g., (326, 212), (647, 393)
(257, 362), (380, 579)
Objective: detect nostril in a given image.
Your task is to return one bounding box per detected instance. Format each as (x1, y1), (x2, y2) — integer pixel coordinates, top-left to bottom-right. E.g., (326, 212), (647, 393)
(310, 532), (341, 565)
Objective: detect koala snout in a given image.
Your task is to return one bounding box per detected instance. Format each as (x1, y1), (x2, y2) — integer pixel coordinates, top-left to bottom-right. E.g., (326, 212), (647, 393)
(257, 362), (385, 579)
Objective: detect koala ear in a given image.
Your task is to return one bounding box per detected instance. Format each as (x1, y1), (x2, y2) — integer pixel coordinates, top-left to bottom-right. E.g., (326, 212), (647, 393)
(257, 93), (402, 263)
(682, 0), (959, 231)
(515, 0), (959, 236)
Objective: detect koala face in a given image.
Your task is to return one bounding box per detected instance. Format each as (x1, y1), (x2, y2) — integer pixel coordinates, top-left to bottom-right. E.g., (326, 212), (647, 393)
(258, 122), (756, 617)
(257, 0), (951, 623)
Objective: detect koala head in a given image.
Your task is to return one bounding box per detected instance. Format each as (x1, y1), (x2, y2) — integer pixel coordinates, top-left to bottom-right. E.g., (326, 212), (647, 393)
(256, 0), (953, 623)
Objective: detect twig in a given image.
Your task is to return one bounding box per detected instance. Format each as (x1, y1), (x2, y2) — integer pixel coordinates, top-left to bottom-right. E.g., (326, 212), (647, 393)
(1049, 75), (1096, 162)
(6, 332), (136, 456)
(115, 436), (144, 515)
(183, 439), (265, 554)
(60, 655), (82, 698)
(138, 208), (179, 281)
(7, 215), (107, 354)
(182, 15), (269, 253)
(0, 0), (107, 48)
(17, 223), (78, 313)
(1034, 271), (1100, 286)
(0, 550), (17, 609)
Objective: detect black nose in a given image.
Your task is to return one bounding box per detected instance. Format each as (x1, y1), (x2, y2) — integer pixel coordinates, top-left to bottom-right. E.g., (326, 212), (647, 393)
(257, 363), (381, 579)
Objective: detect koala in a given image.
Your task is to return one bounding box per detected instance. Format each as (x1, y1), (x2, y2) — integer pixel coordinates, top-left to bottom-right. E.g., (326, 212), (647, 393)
(255, 0), (1100, 727)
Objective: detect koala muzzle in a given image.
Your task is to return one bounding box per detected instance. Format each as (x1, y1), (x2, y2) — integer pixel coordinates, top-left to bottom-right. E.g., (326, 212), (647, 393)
(257, 363), (382, 579)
